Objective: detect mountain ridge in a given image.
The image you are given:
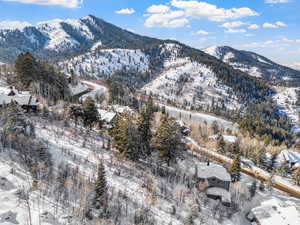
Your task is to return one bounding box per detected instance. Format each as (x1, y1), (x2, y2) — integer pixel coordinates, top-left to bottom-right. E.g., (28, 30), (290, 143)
(203, 45), (300, 84)
(0, 15), (275, 111)
(0, 15), (160, 63)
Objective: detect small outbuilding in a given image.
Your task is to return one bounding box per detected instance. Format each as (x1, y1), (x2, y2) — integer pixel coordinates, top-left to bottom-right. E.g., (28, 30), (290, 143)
(97, 109), (117, 128)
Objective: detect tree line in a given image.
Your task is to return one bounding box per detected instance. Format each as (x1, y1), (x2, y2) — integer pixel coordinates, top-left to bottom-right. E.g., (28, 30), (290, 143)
(110, 97), (185, 165)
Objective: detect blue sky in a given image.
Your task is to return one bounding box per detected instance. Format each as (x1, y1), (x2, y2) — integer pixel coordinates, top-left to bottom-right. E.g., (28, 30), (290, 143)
(0, 0), (299, 68)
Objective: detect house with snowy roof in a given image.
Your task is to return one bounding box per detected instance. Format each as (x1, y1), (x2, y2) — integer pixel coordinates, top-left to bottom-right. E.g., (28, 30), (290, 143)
(97, 109), (117, 128)
(195, 163), (231, 206)
(277, 149), (300, 168)
(0, 87), (38, 112)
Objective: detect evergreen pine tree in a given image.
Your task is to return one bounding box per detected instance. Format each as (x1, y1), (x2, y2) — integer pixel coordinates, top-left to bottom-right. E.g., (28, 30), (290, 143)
(256, 148), (267, 169)
(229, 141), (240, 155)
(211, 121), (219, 135)
(70, 69), (78, 86)
(15, 52), (40, 89)
(249, 180), (257, 198)
(94, 162), (108, 209)
(154, 116), (184, 165)
(267, 153), (277, 172)
(110, 113), (141, 160)
(82, 97), (99, 129)
(229, 153), (241, 182)
(15, 53), (70, 102)
(67, 105), (83, 127)
(137, 96), (154, 156)
(293, 167), (300, 186)
(161, 106), (166, 114)
(216, 135), (226, 154)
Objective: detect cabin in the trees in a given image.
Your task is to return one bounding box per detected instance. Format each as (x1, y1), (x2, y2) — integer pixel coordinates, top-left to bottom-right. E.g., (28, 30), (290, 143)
(97, 109), (117, 128)
(196, 163), (231, 206)
(277, 149), (300, 169)
(0, 87), (38, 112)
(69, 81), (91, 103)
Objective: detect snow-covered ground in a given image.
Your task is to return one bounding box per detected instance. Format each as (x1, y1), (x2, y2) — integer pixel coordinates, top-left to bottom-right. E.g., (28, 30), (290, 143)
(160, 104), (236, 131)
(80, 80), (108, 101)
(0, 79), (11, 94)
(33, 119), (234, 225)
(273, 87), (300, 133)
(1, 112), (300, 224)
(0, 155), (67, 225)
(248, 197), (300, 225)
(0, 113), (254, 225)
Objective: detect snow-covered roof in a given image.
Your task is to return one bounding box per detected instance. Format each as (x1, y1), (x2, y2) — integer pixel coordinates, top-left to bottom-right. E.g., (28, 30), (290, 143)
(0, 85), (38, 106)
(250, 198), (300, 225)
(98, 109), (116, 123)
(277, 149), (300, 166)
(113, 105), (134, 114)
(0, 93), (38, 106)
(69, 82), (89, 96)
(196, 163), (231, 182)
(206, 187), (231, 203)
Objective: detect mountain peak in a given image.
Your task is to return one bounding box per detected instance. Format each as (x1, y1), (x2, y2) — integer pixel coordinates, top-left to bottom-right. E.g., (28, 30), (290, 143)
(0, 15), (160, 63)
(203, 45), (300, 83)
(0, 20), (32, 31)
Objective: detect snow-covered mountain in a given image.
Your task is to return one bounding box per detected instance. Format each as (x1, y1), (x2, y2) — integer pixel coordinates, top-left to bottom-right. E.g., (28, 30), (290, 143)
(59, 40), (272, 110)
(142, 43), (240, 110)
(0, 16), (273, 109)
(0, 15), (158, 63)
(60, 48), (150, 78)
(203, 46), (300, 83)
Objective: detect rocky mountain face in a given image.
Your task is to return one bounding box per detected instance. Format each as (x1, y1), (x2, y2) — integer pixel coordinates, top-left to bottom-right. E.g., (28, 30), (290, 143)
(203, 46), (300, 85)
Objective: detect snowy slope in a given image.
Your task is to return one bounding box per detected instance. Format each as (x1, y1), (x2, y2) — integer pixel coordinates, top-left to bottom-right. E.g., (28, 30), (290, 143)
(60, 48), (149, 79)
(273, 87), (300, 133)
(0, 157), (66, 225)
(80, 80), (108, 101)
(0, 17), (272, 113)
(0, 15), (159, 63)
(142, 44), (240, 110)
(249, 197), (300, 225)
(37, 20), (79, 51)
(33, 119), (238, 225)
(203, 46), (300, 82)
(158, 104), (235, 131)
